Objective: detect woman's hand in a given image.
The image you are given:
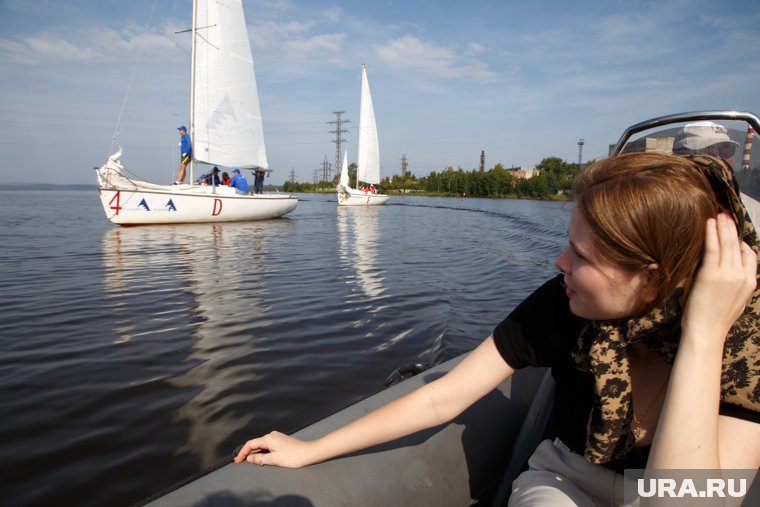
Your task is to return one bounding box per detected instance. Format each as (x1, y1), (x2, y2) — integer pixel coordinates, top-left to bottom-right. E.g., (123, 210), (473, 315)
(233, 431), (315, 468)
(681, 212), (757, 347)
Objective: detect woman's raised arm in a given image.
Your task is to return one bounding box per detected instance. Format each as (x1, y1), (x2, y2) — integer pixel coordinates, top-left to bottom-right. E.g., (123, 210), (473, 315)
(648, 213), (760, 470)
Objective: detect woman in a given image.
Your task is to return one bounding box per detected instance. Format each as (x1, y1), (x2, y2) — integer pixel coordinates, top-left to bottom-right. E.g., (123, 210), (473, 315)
(234, 153), (760, 504)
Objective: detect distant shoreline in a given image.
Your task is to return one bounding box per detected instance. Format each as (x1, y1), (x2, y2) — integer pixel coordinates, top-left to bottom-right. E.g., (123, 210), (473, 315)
(0, 183), (98, 191)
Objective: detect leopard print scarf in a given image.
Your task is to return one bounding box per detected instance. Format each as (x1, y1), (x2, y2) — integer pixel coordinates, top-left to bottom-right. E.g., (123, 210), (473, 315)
(571, 155), (760, 464)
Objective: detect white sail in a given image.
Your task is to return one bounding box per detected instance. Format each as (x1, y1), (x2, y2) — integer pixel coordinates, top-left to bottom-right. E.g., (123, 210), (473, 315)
(356, 64), (380, 185)
(339, 150), (349, 188)
(192, 0), (267, 169)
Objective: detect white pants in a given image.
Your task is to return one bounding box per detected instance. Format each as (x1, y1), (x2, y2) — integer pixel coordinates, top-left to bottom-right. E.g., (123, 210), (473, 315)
(509, 439), (638, 507)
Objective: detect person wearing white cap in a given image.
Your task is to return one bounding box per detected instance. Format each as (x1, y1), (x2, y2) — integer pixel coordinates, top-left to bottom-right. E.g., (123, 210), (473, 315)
(672, 121), (740, 161)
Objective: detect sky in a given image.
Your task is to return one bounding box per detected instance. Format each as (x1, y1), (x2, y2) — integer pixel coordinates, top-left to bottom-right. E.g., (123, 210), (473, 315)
(1, 0), (759, 186)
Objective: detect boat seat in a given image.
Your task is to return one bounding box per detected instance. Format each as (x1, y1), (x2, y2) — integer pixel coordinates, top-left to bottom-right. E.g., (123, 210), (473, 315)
(488, 366), (555, 506)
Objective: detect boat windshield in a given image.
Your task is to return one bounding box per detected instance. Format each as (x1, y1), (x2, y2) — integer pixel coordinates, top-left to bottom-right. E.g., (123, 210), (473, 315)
(613, 112), (760, 203)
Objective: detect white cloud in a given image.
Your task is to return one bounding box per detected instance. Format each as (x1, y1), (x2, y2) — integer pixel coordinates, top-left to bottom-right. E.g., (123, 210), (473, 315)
(0, 23), (180, 65)
(283, 32), (345, 57)
(466, 42), (486, 55)
(374, 35), (499, 82)
(248, 18), (347, 67)
(251, 20), (315, 49)
(324, 6), (343, 24)
(257, 0), (294, 12)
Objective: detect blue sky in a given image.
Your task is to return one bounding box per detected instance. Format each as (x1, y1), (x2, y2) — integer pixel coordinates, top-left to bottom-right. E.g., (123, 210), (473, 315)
(1, 0), (759, 186)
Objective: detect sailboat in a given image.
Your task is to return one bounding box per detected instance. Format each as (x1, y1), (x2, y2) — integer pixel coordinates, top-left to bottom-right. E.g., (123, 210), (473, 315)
(95, 0), (298, 225)
(336, 65), (390, 206)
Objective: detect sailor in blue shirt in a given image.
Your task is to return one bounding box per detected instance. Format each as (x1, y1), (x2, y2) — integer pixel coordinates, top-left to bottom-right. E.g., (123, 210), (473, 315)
(198, 166), (221, 186)
(176, 125), (192, 184)
(228, 168), (250, 193)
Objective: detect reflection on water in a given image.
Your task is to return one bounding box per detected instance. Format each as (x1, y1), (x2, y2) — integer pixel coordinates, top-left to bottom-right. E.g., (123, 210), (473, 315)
(336, 206), (386, 302)
(101, 221), (286, 468)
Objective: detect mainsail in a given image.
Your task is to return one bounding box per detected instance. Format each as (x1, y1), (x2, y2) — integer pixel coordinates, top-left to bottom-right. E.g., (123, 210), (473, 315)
(192, 0), (267, 170)
(356, 64), (380, 185)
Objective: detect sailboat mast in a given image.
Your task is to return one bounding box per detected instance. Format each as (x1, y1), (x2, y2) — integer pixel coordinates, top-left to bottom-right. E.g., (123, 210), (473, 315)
(188, 0), (198, 182)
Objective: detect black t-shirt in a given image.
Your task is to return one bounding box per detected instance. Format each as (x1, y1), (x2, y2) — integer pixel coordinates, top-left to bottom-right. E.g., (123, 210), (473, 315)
(492, 274), (759, 471)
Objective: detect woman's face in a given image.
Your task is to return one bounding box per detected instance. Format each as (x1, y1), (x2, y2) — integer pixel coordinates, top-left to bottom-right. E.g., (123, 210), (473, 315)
(555, 208), (655, 321)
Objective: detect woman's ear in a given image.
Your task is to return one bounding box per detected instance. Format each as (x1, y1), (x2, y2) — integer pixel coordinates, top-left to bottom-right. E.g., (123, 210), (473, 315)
(641, 263), (660, 303)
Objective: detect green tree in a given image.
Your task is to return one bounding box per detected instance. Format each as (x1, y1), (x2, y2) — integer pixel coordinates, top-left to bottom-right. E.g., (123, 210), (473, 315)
(286, 154), (584, 199)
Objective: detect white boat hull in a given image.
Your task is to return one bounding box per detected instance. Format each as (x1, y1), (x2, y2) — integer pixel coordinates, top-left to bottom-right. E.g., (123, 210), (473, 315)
(98, 188), (297, 225)
(337, 185), (389, 206)
(96, 151), (297, 225)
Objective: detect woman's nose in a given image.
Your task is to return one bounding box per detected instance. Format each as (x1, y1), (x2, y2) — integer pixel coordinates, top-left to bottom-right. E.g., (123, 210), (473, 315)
(555, 247), (570, 273)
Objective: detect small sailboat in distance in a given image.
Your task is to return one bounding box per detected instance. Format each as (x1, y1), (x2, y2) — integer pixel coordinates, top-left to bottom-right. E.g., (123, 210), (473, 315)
(337, 65), (389, 206)
(95, 0), (298, 225)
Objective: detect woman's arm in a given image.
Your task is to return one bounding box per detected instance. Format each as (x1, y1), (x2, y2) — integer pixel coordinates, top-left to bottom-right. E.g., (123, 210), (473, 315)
(648, 213), (759, 469)
(233, 335), (515, 468)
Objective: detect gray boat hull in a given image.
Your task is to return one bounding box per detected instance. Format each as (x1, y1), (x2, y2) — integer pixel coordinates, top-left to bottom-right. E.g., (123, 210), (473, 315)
(142, 357), (554, 506)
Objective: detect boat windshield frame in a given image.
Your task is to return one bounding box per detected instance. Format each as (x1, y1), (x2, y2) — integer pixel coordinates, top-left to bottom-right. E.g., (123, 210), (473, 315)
(611, 110), (760, 156)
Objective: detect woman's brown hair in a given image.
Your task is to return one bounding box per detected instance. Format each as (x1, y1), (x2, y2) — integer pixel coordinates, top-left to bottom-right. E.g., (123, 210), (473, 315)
(572, 151), (720, 310)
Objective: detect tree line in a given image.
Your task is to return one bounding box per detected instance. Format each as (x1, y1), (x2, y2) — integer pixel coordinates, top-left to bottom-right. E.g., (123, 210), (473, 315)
(282, 156), (588, 199)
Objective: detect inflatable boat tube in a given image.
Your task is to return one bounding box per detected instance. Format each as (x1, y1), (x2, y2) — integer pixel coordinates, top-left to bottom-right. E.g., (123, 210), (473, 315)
(142, 356), (555, 507)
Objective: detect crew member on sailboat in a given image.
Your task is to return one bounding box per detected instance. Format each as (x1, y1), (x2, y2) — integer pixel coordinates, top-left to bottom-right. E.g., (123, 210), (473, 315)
(176, 125), (192, 184)
(229, 169), (250, 194)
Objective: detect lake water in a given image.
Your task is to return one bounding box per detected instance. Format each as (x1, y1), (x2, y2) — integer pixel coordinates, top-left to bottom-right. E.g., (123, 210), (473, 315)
(0, 190), (570, 507)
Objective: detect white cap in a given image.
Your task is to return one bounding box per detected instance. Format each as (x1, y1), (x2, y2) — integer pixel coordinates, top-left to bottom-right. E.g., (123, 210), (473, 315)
(673, 121), (739, 154)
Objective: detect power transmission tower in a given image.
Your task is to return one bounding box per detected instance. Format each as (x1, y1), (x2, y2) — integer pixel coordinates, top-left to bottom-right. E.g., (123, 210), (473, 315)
(577, 138), (585, 167)
(479, 150), (485, 172)
(321, 155), (331, 184)
(289, 168), (296, 184)
(400, 153), (408, 178)
(328, 111), (350, 178)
